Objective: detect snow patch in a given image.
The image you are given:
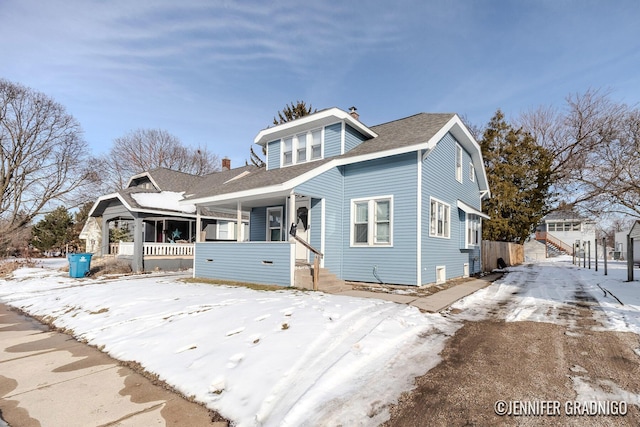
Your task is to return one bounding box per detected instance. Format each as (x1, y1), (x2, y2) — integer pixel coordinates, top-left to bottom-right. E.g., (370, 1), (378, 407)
(131, 191), (196, 214)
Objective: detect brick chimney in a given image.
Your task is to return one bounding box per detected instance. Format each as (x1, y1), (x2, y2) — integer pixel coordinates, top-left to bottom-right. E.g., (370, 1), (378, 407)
(349, 106), (359, 120)
(222, 157), (231, 170)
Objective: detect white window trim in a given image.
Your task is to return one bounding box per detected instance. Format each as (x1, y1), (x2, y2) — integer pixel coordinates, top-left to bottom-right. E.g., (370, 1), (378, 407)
(280, 127), (324, 167)
(266, 207), (284, 241)
(350, 196), (394, 247)
(436, 265), (446, 284)
(455, 144), (463, 183)
(282, 137), (293, 166)
(466, 214), (481, 247)
(429, 197), (451, 239)
(469, 162), (475, 182)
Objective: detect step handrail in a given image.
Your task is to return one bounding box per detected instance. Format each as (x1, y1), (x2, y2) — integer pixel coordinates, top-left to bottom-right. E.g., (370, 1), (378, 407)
(290, 224), (323, 290)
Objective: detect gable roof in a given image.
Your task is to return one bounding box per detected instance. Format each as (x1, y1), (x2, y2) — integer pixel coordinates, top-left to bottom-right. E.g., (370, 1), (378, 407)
(126, 168), (204, 191)
(542, 210), (593, 222)
(183, 112), (490, 207)
(89, 166), (256, 220)
(253, 107), (377, 146)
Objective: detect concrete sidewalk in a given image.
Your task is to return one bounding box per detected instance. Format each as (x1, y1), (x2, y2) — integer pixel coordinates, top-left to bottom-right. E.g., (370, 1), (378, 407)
(0, 304), (226, 427)
(335, 272), (504, 312)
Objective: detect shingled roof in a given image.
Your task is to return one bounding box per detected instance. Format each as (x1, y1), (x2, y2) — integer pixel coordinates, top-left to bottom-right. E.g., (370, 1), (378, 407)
(184, 113), (460, 202)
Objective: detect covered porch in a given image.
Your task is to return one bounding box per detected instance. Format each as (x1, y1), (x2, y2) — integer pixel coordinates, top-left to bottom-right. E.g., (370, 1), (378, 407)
(193, 190), (323, 287)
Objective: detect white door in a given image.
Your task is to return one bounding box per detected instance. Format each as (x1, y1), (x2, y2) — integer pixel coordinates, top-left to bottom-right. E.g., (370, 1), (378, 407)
(295, 198), (310, 261)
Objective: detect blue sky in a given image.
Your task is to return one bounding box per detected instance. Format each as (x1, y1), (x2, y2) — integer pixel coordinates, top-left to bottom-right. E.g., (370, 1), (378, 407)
(2, 0), (639, 169)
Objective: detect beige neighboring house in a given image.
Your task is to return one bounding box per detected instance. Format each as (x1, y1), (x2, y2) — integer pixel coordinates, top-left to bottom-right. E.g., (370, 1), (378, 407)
(534, 210), (597, 257)
(615, 220), (640, 263)
(79, 217), (102, 254)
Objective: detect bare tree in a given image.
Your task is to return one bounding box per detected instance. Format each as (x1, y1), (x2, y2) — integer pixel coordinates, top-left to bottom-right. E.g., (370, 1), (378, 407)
(0, 79), (98, 247)
(101, 128), (220, 190)
(518, 88), (640, 217)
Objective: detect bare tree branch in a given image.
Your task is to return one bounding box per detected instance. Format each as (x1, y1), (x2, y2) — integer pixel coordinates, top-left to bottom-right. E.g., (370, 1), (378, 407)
(0, 79), (98, 242)
(99, 128), (220, 191)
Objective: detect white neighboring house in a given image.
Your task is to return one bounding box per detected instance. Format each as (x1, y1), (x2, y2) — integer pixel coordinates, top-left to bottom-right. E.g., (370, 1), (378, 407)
(79, 217), (101, 254)
(535, 210), (597, 256)
(614, 221), (640, 263)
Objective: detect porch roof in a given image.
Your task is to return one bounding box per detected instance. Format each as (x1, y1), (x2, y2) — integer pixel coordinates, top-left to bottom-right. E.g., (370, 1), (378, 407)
(89, 187), (249, 221)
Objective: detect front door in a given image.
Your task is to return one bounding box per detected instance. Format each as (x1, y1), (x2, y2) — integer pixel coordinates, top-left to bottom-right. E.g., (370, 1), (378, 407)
(295, 198), (310, 261)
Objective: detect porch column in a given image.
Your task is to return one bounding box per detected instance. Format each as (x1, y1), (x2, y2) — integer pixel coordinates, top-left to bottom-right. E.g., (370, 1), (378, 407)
(101, 217), (110, 257)
(237, 201), (242, 242)
(132, 216), (144, 273)
(196, 206), (202, 242)
(288, 192), (296, 241)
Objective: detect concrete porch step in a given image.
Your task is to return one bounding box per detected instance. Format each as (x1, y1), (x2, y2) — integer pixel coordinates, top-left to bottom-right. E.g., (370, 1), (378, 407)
(294, 266), (351, 293)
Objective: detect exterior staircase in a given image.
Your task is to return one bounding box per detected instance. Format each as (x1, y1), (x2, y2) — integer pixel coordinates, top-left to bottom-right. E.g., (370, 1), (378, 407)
(535, 232), (574, 257)
(294, 264), (352, 293)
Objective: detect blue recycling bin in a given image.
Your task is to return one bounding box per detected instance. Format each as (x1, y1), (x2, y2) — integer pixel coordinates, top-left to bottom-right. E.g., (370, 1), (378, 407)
(68, 253), (93, 278)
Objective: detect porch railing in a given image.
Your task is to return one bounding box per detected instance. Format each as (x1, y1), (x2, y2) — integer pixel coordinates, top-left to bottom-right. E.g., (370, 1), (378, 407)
(110, 242), (194, 257)
(144, 242), (194, 256)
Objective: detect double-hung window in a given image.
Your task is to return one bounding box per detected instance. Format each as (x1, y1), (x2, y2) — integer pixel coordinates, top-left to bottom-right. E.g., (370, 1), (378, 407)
(351, 197), (393, 246)
(430, 198), (450, 238)
(467, 214), (480, 246)
(267, 207), (283, 241)
(310, 129), (322, 160)
(281, 128), (323, 166)
(295, 133), (307, 163)
(283, 138), (293, 166)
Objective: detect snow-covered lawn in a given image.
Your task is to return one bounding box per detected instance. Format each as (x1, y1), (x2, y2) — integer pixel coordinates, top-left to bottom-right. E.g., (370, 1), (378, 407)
(0, 255), (638, 425)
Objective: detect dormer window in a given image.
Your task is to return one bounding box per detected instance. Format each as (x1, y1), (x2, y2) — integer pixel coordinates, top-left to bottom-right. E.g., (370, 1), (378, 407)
(311, 129), (322, 160)
(283, 137), (293, 166)
(296, 133), (307, 163)
(281, 128), (323, 166)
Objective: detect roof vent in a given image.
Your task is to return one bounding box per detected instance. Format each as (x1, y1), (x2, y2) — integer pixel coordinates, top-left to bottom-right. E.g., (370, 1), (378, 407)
(349, 106), (359, 121)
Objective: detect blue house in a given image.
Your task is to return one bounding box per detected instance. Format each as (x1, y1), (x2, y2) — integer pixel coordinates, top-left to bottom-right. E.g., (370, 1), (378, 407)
(185, 107), (490, 287)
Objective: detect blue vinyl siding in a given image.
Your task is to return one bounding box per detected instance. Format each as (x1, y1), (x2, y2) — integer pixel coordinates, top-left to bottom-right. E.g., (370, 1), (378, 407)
(324, 123), (342, 158)
(342, 153), (418, 285)
(295, 167), (344, 276)
(458, 209), (467, 249)
(468, 246), (482, 274)
(267, 139), (280, 170)
(194, 242), (293, 286)
(344, 125), (368, 153)
(422, 132), (484, 284)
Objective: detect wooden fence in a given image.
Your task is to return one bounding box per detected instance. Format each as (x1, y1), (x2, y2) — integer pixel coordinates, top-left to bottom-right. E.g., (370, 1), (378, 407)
(482, 241), (524, 271)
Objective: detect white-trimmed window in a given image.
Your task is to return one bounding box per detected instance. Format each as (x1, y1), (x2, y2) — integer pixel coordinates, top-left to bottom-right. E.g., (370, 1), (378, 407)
(283, 138), (293, 166)
(351, 197), (393, 246)
(281, 128), (323, 166)
(217, 220), (234, 240)
(467, 214), (480, 246)
(295, 132), (307, 163)
(267, 207), (284, 241)
(469, 162), (475, 182)
(310, 129), (322, 160)
(430, 198), (450, 238)
(456, 144), (463, 182)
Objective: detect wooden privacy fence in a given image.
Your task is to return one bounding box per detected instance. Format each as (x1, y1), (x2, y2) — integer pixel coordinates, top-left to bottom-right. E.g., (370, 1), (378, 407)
(482, 241), (524, 271)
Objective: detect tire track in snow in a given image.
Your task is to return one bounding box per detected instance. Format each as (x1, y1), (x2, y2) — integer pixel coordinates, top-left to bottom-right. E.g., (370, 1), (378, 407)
(254, 301), (402, 424)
